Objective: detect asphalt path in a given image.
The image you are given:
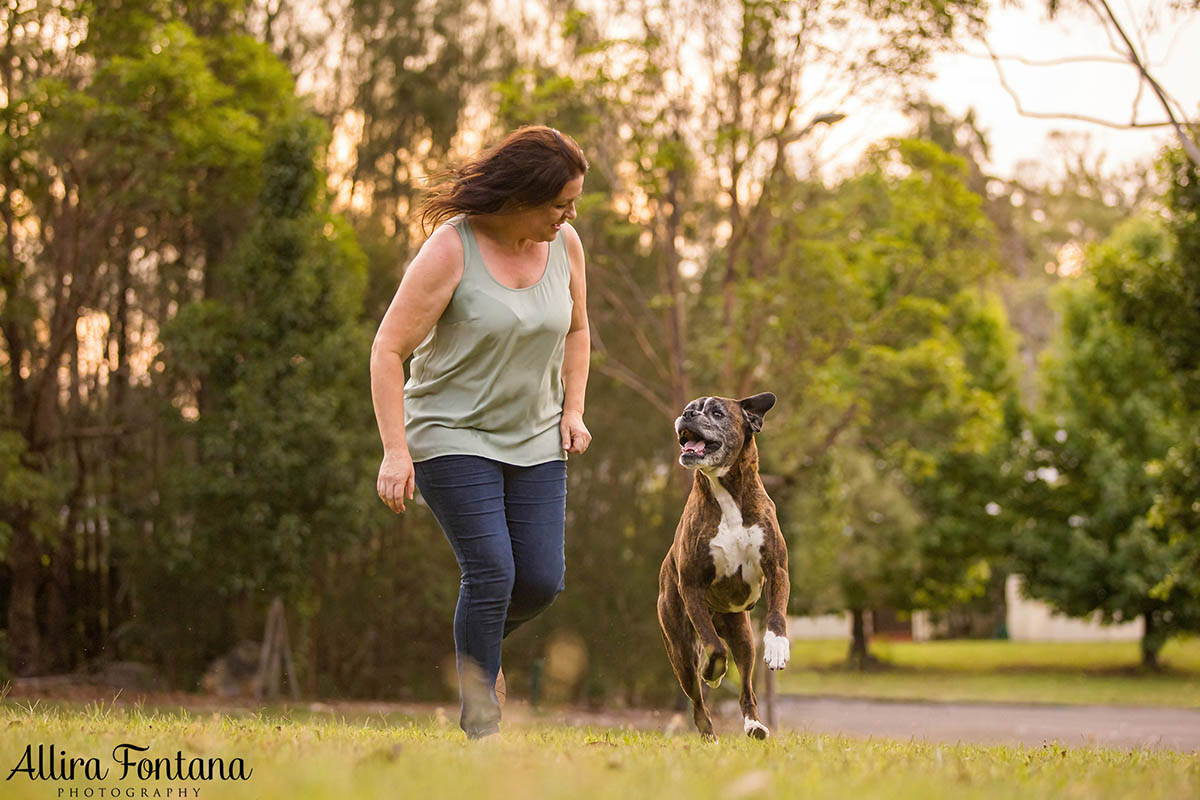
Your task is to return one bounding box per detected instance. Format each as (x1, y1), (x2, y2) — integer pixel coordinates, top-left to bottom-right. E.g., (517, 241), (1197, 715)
(743, 695), (1200, 751)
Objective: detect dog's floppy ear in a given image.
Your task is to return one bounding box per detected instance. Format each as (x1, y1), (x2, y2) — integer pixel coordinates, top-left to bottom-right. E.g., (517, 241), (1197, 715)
(739, 392), (776, 433)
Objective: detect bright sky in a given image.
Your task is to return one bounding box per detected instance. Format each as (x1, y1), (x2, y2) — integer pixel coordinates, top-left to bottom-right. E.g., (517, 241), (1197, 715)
(912, 0), (1197, 178)
(316, 0), (1199, 199)
(582, 0), (1199, 185)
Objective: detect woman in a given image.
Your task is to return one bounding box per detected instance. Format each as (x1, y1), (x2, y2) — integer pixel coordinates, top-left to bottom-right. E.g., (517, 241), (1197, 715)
(370, 125), (591, 739)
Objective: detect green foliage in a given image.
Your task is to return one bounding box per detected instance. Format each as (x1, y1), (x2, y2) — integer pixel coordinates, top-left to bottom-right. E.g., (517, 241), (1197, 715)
(485, 4), (1015, 670)
(1047, 150), (1200, 657)
(499, 74), (1022, 675)
(0, 431), (61, 552)
(1014, 215), (1200, 662)
(727, 139), (1018, 625)
(157, 115), (373, 596)
(338, 0), (519, 322)
(0, 0), (314, 675)
(1093, 151), (1200, 389)
(139, 111), (398, 688)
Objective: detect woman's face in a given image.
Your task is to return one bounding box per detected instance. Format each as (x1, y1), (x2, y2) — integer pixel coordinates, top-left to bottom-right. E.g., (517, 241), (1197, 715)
(522, 174), (584, 242)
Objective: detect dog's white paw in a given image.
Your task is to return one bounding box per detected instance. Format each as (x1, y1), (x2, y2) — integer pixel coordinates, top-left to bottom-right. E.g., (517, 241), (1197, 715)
(763, 631), (790, 670)
(744, 717), (770, 740)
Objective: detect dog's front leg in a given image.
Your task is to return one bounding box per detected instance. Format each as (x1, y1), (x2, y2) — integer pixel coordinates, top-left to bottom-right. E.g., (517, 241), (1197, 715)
(762, 525), (791, 670)
(679, 584), (727, 687)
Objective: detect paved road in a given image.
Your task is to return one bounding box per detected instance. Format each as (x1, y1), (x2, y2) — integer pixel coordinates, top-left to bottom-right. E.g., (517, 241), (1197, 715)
(740, 696), (1200, 751)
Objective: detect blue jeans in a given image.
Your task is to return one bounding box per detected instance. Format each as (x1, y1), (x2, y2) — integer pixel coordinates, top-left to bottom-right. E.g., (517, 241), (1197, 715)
(413, 455), (567, 738)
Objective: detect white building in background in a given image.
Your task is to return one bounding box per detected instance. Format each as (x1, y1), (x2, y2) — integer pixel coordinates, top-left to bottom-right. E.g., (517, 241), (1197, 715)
(788, 574), (1144, 642)
(788, 613), (854, 639)
(1003, 574), (1143, 642)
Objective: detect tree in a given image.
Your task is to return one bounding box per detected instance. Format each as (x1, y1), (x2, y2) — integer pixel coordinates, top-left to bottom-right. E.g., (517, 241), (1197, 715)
(775, 141), (1016, 664)
(488, 0), (988, 428)
(1087, 149), (1200, 661)
(277, 0), (521, 321)
(907, 100), (1157, 392)
(495, 11), (1022, 666)
(152, 114), (379, 683)
(0, 1), (301, 675)
(1014, 217), (1196, 667)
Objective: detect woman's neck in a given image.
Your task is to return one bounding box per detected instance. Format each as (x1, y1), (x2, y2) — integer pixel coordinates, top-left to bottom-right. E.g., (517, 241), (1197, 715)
(467, 213), (535, 255)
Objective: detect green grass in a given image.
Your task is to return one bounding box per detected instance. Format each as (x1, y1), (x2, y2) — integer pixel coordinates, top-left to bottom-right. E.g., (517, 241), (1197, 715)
(0, 702), (1195, 800)
(767, 639), (1200, 708)
(783, 638), (1200, 672)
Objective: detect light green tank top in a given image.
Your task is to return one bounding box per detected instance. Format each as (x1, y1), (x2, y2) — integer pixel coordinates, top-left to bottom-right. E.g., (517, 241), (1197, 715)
(404, 214), (573, 465)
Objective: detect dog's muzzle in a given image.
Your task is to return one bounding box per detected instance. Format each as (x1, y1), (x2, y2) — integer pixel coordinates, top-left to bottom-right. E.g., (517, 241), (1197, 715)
(677, 423), (723, 465)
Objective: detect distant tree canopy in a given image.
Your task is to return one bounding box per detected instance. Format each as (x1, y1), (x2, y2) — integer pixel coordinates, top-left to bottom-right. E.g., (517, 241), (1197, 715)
(758, 139), (1020, 663)
(1, 2), (335, 676)
(1012, 171), (1200, 666)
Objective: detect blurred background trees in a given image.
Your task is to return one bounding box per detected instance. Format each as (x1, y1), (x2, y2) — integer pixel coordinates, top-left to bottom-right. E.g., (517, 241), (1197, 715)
(1010, 153), (1200, 668)
(1, 0), (1196, 700)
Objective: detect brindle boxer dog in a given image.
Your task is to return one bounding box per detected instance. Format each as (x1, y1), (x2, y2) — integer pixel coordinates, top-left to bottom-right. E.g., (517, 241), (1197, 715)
(657, 393), (791, 740)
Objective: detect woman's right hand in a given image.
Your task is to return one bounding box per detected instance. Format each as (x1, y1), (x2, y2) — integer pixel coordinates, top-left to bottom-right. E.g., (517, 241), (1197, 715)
(377, 449), (416, 513)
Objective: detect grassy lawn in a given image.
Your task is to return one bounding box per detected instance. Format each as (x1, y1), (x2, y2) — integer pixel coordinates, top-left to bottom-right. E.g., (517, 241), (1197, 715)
(767, 639), (1200, 708)
(0, 703), (1195, 800)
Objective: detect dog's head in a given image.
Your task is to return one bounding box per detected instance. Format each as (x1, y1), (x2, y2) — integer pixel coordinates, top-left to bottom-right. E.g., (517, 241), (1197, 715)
(674, 393), (776, 471)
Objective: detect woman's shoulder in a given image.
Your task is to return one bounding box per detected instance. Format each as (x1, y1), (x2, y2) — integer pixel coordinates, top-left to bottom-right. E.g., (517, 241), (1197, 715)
(559, 222), (585, 272)
(408, 220), (467, 286)
(425, 218), (468, 258)
(559, 221), (581, 246)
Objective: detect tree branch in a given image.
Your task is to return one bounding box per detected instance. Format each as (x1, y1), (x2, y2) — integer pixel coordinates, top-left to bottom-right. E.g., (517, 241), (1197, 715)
(985, 42), (1179, 130)
(589, 264), (672, 385)
(811, 402), (859, 462)
(1090, 0), (1200, 167)
(589, 325), (674, 419)
(963, 50), (1128, 67)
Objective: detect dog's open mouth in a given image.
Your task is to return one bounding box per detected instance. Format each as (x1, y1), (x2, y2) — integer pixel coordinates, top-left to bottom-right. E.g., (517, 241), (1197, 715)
(678, 427), (713, 457)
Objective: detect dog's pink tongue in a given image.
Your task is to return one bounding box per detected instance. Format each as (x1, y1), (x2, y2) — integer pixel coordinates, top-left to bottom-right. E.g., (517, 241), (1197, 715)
(682, 440), (705, 455)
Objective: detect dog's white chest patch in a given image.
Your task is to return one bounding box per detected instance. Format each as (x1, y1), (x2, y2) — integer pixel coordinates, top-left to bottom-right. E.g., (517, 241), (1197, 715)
(702, 471), (765, 592)
(710, 519), (766, 585)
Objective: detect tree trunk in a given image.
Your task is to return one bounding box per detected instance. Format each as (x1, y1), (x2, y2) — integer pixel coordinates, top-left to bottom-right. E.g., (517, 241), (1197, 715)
(1141, 612), (1164, 670)
(45, 519), (76, 671)
(847, 608), (870, 669)
(6, 518), (42, 676)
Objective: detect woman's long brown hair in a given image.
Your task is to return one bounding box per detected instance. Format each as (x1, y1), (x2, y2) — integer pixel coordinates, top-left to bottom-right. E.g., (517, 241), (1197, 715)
(417, 125), (589, 235)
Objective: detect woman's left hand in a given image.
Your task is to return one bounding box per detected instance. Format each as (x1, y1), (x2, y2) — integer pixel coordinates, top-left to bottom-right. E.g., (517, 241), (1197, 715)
(561, 410), (592, 454)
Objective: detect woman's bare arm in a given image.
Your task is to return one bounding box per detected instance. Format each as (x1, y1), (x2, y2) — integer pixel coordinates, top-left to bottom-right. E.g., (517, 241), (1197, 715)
(560, 222), (592, 454)
(370, 224), (464, 511)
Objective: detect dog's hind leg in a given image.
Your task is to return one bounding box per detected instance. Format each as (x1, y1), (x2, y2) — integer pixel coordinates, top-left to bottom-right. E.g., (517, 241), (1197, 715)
(714, 611), (768, 739)
(658, 584), (716, 740)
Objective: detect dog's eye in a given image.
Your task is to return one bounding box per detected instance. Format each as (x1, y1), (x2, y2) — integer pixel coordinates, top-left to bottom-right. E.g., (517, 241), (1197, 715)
(712, 408), (724, 418)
